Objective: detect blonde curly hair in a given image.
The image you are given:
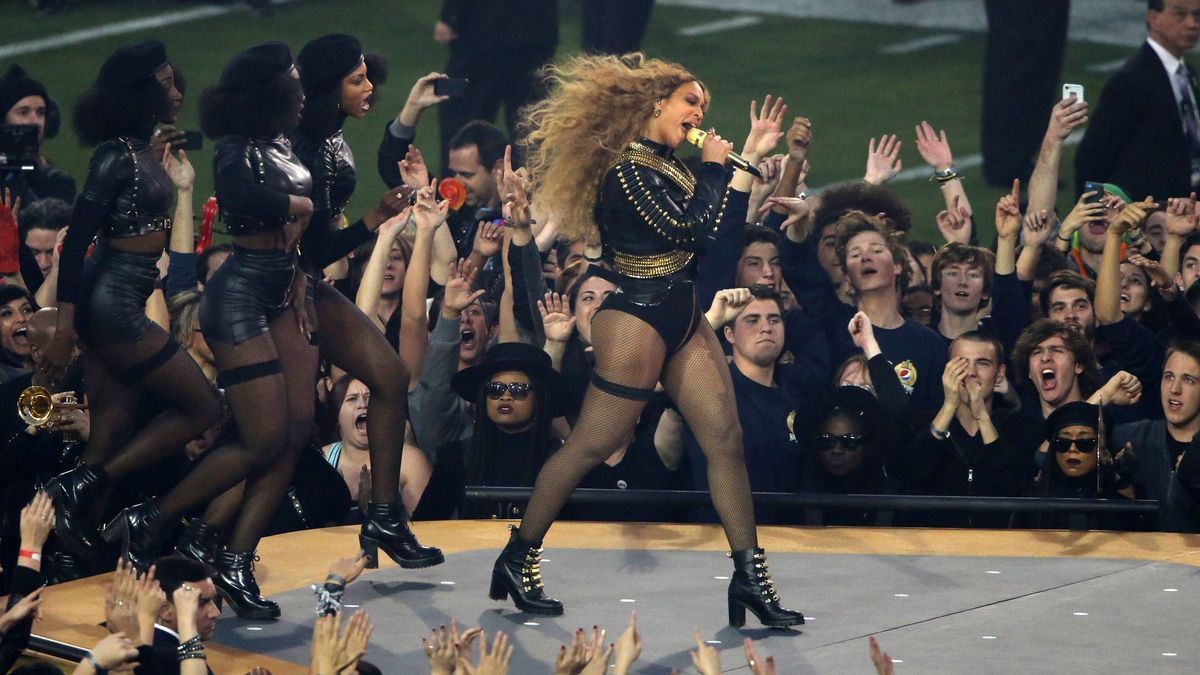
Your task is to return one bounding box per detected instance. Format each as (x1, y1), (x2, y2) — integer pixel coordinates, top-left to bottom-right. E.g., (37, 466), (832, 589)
(521, 53), (706, 241)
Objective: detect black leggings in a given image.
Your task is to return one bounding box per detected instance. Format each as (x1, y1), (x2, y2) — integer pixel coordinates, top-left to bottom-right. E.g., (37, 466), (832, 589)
(157, 250), (319, 552)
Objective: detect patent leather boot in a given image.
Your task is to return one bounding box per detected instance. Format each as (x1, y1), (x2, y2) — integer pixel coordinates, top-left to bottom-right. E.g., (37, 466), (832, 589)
(44, 464), (106, 561)
(175, 518), (220, 566)
(213, 549), (279, 620)
(101, 499), (163, 573)
(488, 526), (563, 616)
(727, 548), (804, 628)
(359, 502), (444, 568)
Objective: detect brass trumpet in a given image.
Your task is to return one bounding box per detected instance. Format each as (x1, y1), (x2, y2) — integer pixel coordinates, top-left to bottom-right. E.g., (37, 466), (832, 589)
(18, 385), (82, 429)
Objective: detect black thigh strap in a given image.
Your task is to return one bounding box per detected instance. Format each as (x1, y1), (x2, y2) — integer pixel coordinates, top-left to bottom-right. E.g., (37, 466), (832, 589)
(117, 340), (180, 385)
(307, 330), (320, 347)
(591, 371), (654, 401)
(217, 360), (283, 389)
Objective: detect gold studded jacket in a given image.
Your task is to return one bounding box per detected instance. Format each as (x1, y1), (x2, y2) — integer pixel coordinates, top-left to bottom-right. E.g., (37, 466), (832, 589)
(596, 137), (731, 280)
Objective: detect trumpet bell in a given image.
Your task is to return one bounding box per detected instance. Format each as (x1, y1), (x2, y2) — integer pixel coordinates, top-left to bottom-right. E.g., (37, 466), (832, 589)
(18, 385), (56, 427)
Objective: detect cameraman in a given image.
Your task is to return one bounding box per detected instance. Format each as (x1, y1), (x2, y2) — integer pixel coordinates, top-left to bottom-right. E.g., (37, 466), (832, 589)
(0, 65), (76, 207)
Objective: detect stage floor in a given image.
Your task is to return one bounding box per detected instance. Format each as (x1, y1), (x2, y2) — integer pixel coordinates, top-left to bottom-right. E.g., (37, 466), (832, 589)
(31, 522), (1200, 673)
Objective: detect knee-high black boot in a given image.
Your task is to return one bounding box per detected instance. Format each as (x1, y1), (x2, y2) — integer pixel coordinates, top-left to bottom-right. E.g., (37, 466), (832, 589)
(359, 502), (444, 568)
(489, 526), (563, 616)
(44, 464), (107, 561)
(213, 549), (279, 620)
(727, 548), (804, 628)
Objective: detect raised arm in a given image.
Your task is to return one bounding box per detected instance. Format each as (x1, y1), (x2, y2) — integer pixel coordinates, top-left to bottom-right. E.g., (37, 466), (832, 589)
(1028, 96), (1088, 215)
(356, 209), (411, 331)
(994, 179), (1021, 276)
(915, 120), (972, 217)
(1160, 193), (1198, 280)
(863, 134), (902, 186)
(1096, 199), (1153, 325)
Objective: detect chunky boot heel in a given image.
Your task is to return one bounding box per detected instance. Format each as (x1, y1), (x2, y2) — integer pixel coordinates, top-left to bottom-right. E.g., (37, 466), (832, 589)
(103, 500), (162, 573)
(45, 465), (106, 562)
(213, 549), (279, 621)
(728, 548), (804, 628)
(359, 502), (443, 568)
(175, 518), (220, 567)
(489, 526), (563, 616)
(358, 538), (380, 569)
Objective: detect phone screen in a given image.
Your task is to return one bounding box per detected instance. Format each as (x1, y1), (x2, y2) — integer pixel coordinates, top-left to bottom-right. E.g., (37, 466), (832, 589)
(1083, 181), (1104, 203)
(179, 130), (203, 151)
(434, 78), (468, 98)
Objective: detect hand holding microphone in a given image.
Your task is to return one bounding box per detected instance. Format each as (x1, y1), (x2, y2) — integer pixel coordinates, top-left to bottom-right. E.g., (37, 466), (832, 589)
(687, 128), (763, 179)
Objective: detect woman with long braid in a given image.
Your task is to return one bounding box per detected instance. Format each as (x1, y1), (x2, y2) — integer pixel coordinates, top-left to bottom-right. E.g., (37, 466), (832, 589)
(489, 53), (804, 628)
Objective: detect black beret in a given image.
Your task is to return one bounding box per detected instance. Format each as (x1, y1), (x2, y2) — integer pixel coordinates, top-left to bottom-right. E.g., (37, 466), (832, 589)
(219, 42), (294, 90)
(98, 40), (168, 89)
(297, 34), (364, 92)
(0, 65), (48, 118)
(1044, 401), (1100, 441)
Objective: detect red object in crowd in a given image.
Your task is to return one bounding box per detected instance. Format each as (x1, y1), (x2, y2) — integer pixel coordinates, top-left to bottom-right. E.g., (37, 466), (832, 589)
(438, 178), (468, 211)
(197, 195), (217, 253)
(0, 201), (19, 275)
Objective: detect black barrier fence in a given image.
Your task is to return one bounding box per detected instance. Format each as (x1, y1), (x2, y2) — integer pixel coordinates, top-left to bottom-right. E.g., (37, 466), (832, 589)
(28, 635), (88, 663)
(464, 487), (1162, 531)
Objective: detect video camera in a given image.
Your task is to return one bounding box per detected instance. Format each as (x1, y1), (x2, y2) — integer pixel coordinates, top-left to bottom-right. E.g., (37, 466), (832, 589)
(0, 125), (39, 172)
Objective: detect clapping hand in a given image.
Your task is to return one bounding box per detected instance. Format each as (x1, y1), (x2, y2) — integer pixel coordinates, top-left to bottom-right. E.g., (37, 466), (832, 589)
(864, 134), (902, 185)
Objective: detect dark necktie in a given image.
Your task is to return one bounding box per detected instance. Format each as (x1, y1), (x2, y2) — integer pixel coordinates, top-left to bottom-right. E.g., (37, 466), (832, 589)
(1175, 63), (1200, 153)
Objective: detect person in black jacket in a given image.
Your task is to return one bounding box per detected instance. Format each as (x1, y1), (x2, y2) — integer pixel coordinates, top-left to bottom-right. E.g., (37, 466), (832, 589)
(1075, 0), (1200, 200)
(293, 34), (443, 572)
(487, 53), (802, 628)
(41, 41), (220, 568)
(0, 64), (76, 207)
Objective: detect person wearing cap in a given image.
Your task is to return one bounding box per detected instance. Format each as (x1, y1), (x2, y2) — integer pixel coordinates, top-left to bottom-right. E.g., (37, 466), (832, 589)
(0, 65), (75, 207)
(40, 41), (220, 572)
(100, 43), (315, 621)
(450, 341), (567, 519)
(293, 33), (443, 572)
(1053, 184), (1137, 280)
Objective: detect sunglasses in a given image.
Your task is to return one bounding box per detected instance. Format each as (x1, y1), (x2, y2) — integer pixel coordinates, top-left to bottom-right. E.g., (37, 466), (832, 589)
(816, 432), (864, 451)
(1049, 437), (1098, 454)
(485, 381), (532, 400)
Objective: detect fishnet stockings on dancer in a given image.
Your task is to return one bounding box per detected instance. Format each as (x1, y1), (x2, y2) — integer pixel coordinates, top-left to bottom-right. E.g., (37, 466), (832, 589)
(156, 304), (318, 552)
(517, 310), (758, 551)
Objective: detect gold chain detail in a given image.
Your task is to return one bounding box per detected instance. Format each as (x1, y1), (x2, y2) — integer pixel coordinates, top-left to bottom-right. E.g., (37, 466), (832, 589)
(611, 249), (695, 278)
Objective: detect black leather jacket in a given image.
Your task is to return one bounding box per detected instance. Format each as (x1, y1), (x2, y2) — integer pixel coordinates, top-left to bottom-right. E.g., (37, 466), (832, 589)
(214, 135), (312, 236)
(596, 137), (729, 281)
(293, 128), (373, 271)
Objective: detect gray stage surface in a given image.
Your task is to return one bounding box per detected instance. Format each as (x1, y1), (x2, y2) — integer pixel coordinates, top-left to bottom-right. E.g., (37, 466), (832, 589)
(213, 549), (1199, 673)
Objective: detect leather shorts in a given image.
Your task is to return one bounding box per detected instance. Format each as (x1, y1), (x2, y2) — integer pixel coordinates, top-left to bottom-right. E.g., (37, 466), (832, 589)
(76, 245), (159, 346)
(594, 275), (701, 357)
(200, 246), (296, 345)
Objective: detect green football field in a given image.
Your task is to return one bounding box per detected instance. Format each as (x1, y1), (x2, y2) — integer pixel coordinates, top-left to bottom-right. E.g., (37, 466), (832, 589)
(2, 0), (1135, 243)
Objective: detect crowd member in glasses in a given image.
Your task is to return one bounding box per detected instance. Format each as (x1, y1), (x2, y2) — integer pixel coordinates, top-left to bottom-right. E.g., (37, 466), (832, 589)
(802, 386), (900, 526)
(1114, 342), (1200, 532)
(450, 341), (567, 519)
(906, 332), (1039, 527)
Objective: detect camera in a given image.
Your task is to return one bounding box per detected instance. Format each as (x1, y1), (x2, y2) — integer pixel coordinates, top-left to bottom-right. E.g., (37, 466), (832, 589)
(0, 125), (39, 172)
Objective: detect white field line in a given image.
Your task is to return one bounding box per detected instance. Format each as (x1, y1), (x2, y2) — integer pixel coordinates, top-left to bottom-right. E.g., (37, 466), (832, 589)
(677, 15), (762, 37)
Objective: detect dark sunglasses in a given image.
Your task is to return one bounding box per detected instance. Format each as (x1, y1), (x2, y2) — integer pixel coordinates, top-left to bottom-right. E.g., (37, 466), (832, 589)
(1049, 437), (1098, 454)
(485, 381), (532, 400)
(816, 432), (864, 451)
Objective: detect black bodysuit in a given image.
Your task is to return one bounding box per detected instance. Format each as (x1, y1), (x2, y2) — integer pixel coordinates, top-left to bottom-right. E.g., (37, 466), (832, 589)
(292, 127), (374, 274)
(61, 136), (175, 345)
(201, 135), (313, 345)
(594, 137), (731, 353)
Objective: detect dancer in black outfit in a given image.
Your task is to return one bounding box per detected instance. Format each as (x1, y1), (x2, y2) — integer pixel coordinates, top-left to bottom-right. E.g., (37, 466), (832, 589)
(41, 41), (220, 564)
(293, 34), (441, 568)
(489, 53), (803, 627)
(103, 43), (318, 620)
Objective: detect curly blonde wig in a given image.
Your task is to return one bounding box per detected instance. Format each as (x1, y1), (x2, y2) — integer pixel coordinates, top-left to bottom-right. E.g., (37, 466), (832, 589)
(521, 53), (706, 241)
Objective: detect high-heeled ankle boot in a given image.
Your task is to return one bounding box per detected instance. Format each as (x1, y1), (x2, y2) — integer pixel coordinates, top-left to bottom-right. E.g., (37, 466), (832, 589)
(44, 464), (106, 561)
(101, 499), (163, 573)
(213, 549), (279, 621)
(488, 526), (563, 616)
(727, 548), (804, 628)
(359, 502), (444, 569)
(175, 518), (220, 566)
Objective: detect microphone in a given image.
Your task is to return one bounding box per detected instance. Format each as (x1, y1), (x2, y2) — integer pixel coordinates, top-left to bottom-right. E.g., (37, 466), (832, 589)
(685, 127), (762, 179)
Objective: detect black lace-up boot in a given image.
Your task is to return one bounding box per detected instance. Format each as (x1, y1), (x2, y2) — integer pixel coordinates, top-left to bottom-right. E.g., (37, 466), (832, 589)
(44, 464), (106, 561)
(359, 502), (444, 568)
(213, 549), (279, 620)
(488, 526), (563, 616)
(101, 499), (162, 573)
(175, 518), (220, 566)
(727, 548), (804, 628)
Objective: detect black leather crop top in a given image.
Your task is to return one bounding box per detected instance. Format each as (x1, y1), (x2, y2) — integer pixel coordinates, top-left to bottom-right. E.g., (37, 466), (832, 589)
(596, 138), (730, 279)
(77, 137), (174, 238)
(214, 135), (312, 236)
(293, 129), (373, 271)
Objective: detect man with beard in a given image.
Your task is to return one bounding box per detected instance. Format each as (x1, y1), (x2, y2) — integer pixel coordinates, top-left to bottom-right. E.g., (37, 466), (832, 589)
(1115, 342), (1200, 532)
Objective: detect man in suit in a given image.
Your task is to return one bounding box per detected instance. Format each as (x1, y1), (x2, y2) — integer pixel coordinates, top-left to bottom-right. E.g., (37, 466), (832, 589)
(145, 555), (219, 675)
(1075, 0), (1200, 201)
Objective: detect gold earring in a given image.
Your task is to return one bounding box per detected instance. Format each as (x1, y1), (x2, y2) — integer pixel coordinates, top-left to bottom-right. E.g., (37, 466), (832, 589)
(653, 108), (661, 118)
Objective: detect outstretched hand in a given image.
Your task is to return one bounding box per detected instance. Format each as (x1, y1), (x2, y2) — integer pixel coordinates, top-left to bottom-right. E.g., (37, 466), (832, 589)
(742, 95), (787, 160)
(864, 134), (903, 185)
(938, 193), (973, 245)
(914, 120), (954, 172)
(994, 179), (1022, 240)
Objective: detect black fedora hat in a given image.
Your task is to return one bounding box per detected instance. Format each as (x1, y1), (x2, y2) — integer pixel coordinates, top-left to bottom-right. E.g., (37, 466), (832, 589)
(451, 341), (570, 416)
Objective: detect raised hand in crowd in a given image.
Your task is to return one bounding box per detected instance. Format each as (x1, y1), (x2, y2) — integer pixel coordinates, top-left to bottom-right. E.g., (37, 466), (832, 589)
(423, 623), (458, 675)
(705, 287), (753, 328)
(786, 116), (812, 164)
(104, 559), (141, 640)
(133, 566), (165, 646)
(869, 636), (895, 675)
(413, 180), (449, 232)
(173, 581), (209, 675)
(1056, 191), (1106, 251)
(458, 631), (513, 675)
(995, 179), (1022, 241)
(399, 145), (430, 189)
(327, 550), (369, 589)
(760, 187), (812, 241)
(1128, 254), (1181, 300)
(76, 633), (139, 674)
(160, 142), (195, 192)
(689, 628), (722, 675)
(1046, 94), (1089, 145)
(611, 612), (641, 675)
(747, 154), (786, 223)
(554, 628), (592, 675)
(743, 638), (776, 675)
(539, 292), (577, 344)
(741, 95), (788, 162)
(863, 134), (902, 185)
(848, 311), (882, 359)
(366, 183), (416, 230)
(1090, 370), (1144, 407)
(576, 627), (610, 675)
(309, 609), (370, 675)
(914, 120), (955, 173)
(937, 193), (973, 245)
(439, 259), (485, 320)
(471, 220), (504, 260)
(1022, 209), (1055, 248)
(1111, 196), (1155, 236)
(0, 588), (42, 635)
(397, 72), (451, 128)
(19, 491), (53, 571)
